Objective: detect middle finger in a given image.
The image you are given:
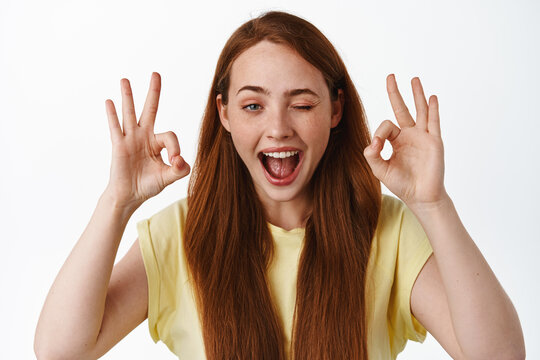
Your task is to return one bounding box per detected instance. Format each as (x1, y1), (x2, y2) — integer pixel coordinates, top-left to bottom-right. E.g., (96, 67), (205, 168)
(121, 78), (138, 135)
(387, 74), (415, 128)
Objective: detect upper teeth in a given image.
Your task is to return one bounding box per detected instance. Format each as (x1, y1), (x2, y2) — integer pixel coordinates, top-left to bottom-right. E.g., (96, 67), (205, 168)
(262, 150), (299, 158)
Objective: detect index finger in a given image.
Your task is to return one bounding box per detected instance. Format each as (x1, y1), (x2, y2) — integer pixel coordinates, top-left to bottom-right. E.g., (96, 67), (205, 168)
(139, 72), (161, 129)
(387, 74), (415, 128)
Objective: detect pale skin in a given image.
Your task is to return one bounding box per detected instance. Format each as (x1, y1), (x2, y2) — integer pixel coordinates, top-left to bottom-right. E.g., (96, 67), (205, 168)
(363, 74), (526, 359)
(215, 41), (344, 231)
(34, 73), (191, 359)
(34, 70), (525, 359)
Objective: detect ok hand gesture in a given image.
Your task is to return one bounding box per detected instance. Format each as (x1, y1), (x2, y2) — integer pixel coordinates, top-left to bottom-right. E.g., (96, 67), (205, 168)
(104, 72), (190, 212)
(363, 74), (448, 212)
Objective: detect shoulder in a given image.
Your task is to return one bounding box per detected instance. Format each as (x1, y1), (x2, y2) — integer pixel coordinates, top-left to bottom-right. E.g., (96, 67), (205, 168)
(137, 198), (188, 231)
(376, 194), (407, 237)
(135, 197), (190, 345)
(377, 193), (425, 239)
(370, 194), (404, 268)
(146, 197), (189, 222)
(135, 197), (189, 255)
(368, 194), (433, 351)
(369, 194), (432, 277)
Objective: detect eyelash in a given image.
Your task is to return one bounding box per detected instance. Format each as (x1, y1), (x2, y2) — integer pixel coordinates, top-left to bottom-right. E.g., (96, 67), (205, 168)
(243, 104), (262, 111)
(242, 104), (313, 111)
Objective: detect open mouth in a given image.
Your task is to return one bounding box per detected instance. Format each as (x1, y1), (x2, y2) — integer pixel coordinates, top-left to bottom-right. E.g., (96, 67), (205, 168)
(258, 150), (303, 186)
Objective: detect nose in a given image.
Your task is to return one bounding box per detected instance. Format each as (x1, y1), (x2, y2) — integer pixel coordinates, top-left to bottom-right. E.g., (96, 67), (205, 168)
(265, 108), (294, 140)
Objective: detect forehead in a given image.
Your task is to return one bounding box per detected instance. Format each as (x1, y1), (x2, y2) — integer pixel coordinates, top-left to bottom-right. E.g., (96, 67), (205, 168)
(229, 40), (328, 97)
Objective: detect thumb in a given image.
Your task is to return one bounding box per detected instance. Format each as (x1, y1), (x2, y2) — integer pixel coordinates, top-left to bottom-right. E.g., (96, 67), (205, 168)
(162, 155), (191, 186)
(363, 136), (388, 181)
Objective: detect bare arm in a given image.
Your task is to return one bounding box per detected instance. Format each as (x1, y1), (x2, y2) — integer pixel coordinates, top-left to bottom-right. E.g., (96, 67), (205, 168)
(34, 192), (142, 359)
(410, 197), (525, 360)
(34, 72), (190, 359)
(91, 236), (149, 359)
(363, 74), (525, 358)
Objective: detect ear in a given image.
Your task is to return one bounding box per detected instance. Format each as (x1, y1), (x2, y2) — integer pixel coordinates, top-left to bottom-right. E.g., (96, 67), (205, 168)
(330, 89), (345, 128)
(216, 94), (231, 132)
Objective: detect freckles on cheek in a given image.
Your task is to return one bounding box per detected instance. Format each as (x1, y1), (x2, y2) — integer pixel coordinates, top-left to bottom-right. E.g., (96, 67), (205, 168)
(230, 123), (258, 152)
(302, 116), (331, 137)
(230, 122), (253, 138)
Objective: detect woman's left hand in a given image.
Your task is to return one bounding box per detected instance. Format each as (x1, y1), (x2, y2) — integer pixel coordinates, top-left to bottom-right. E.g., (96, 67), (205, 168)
(363, 74), (448, 212)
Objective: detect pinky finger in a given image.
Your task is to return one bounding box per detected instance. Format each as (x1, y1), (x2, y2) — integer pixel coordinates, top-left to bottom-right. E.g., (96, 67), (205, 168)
(105, 99), (124, 143)
(427, 95), (441, 136)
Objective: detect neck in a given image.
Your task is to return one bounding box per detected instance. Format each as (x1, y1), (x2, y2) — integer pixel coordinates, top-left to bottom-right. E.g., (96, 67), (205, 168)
(257, 188), (312, 231)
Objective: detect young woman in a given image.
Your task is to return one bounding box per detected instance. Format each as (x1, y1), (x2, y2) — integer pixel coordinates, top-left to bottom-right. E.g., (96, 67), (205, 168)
(35, 11), (525, 360)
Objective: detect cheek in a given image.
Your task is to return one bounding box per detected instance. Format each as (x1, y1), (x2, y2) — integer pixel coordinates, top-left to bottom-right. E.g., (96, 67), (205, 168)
(300, 116), (332, 148)
(229, 121), (260, 157)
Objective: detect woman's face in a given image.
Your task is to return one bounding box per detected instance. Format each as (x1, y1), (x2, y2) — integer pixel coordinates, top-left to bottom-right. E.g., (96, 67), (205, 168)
(217, 40), (343, 206)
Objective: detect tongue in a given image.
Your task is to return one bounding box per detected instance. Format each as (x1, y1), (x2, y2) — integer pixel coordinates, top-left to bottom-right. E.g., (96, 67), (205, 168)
(265, 156), (296, 179)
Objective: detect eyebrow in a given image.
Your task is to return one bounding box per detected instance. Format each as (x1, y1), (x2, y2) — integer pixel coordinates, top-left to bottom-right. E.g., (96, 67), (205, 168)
(236, 85), (320, 98)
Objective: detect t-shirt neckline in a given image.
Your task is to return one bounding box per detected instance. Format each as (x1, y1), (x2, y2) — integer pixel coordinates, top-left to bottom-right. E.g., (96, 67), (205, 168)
(267, 222), (305, 236)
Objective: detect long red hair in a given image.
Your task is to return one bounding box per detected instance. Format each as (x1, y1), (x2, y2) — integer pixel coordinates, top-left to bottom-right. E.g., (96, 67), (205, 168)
(184, 10), (381, 359)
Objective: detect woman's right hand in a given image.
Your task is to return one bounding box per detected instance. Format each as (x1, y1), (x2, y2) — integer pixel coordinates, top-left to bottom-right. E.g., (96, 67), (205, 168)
(104, 72), (190, 211)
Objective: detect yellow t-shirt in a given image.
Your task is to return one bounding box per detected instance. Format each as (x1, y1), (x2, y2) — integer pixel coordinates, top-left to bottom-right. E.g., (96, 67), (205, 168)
(136, 194), (433, 359)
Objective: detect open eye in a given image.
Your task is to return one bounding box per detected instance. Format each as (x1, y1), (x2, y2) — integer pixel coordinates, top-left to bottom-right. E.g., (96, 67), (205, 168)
(243, 104), (262, 111)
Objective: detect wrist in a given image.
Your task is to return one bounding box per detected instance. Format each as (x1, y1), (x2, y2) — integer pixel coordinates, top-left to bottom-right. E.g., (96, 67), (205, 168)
(407, 191), (454, 218)
(99, 188), (141, 218)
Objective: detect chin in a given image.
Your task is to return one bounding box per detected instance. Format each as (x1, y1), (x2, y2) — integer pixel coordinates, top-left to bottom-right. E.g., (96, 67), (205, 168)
(252, 175), (311, 204)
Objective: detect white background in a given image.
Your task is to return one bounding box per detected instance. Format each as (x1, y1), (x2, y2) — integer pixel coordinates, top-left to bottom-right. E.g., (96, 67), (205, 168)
(1, 0), (538, 358)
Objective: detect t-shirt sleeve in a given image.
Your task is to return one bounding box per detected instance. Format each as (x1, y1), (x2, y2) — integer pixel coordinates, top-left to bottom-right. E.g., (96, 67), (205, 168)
(136, 198), (187, 343)
(388, 200), (434, 344)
